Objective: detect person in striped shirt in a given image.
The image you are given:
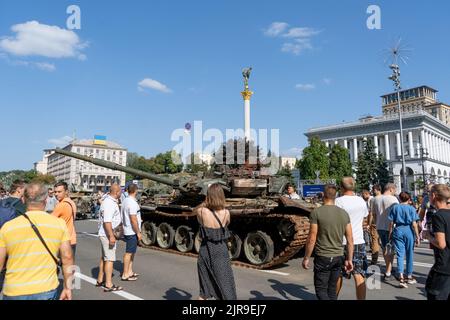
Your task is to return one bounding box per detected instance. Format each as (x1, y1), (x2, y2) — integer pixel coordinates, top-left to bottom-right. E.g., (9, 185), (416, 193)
(0, 183), (74, 300)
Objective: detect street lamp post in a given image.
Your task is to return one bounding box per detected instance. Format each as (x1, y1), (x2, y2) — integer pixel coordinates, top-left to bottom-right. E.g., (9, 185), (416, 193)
(389, 63), (408, 191)
(417, 145), (429, 192)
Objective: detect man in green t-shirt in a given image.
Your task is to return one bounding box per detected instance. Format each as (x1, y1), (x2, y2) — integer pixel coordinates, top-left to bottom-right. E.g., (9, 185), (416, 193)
(302, 184), (354, 300)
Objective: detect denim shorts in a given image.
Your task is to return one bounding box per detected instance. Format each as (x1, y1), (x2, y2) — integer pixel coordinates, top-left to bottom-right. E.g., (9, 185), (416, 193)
(3, 288), (58, 300)
(124, 234), (138, 254)
(378, 230), (390, 249)
(343, 244), (368, 277)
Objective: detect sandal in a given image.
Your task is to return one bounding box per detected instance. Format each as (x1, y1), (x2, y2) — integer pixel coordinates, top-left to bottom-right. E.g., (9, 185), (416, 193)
(121, 276), (138, 281)
(399, 278), (408, 288)
(104, 284), (123, 292)
(131, 273), (140, 278)
(95, 281), (105, 287)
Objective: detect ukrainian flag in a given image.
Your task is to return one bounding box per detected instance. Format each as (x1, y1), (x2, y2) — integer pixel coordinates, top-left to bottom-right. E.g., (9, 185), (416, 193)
(94, 135), (107, 145)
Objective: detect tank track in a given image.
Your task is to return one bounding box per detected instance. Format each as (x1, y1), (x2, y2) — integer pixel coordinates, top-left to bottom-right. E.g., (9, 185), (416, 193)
(139, 206), (310, 270)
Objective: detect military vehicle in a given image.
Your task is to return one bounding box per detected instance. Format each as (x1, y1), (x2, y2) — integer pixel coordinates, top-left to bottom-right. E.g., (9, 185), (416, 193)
(54, 148), (314, 269)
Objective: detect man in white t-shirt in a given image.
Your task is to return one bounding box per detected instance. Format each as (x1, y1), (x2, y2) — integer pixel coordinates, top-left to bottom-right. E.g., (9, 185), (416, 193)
(335, 177), (369, 300)
(371, 183), (399, 280)
(97, 184), (123, 292)
(284, 184), (301, 200)
(121, 184), (142, 281)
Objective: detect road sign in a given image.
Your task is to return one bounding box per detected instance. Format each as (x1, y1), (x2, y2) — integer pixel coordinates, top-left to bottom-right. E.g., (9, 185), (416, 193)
(302, 184), (325, 197)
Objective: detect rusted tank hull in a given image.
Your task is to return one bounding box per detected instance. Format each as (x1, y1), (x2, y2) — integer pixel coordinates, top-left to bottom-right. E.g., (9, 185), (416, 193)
(139, 197), (312, 270)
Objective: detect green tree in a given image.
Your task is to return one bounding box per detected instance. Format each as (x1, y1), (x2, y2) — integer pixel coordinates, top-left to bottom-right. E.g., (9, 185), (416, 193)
(185, 153), (209, 174)
(375, 154), (391, 187)
(297, 137), (329, 179)
(149, 151), (183, 174)
(355, 139), (378, 191)
(329, 144), (352, 184)
(31, 174), (56, 185)
(355, 139), (392, 191)
(277, 163), (295, 185)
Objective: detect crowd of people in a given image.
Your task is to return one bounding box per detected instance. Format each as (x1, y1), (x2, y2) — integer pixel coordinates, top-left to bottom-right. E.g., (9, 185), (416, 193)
(301, 177), (450, 300)
(0, 178), (448, 301)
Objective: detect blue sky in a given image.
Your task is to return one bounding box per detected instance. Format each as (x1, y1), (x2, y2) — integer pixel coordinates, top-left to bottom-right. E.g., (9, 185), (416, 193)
(1, 0), (450, 171)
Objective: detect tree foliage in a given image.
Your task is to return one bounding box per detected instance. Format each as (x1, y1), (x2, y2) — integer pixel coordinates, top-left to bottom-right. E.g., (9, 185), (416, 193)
(126, 151), (183, 181)
(329, 144), (353, 184)
(355, 139), (392, 191)
(297, 137), (329, 179)
(185, 153), (209, 174)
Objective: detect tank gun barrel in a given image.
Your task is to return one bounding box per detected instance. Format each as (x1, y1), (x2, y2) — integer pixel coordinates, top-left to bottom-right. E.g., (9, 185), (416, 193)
(54, 148), (186, 191)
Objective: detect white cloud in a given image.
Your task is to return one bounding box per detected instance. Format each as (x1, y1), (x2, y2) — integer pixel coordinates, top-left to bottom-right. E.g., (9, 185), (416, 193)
(138, 78), (172, 93)
(0, 21), (88, 60)
(35, 62), (56, 72)
(295, 83), (316, 91)
(48, 135), (73, 147)
(282, 27), (321, 38)
(264, 22), (320, 56)
(281, 38), (313, 55)
(323, 78), (332, 85)
(264, 22), (289, 37)
(281, 147), (303, 158)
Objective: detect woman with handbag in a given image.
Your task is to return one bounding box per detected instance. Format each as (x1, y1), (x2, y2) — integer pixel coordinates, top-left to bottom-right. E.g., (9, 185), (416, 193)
(388, 192), (421, 288)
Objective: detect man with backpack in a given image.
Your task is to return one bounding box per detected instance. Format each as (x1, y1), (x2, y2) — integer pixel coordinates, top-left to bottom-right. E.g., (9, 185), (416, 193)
(0, 180), (26, 228)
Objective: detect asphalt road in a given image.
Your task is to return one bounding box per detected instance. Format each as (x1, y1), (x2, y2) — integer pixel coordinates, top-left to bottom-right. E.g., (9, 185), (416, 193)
(1, 219), (435, 300)
(69, 220), (434, 300)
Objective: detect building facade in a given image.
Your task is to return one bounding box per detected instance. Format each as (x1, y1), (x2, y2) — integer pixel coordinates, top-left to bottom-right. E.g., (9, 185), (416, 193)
(34, 149), (55, 175)
(46, 139), (127, 192)
(305, 86), (450, 193)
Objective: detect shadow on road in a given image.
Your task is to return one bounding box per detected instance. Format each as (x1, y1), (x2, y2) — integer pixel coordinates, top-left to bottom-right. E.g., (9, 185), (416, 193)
(163, 287), (192, 300)
(249, 290), (283, 300)
(267, 279), (316, 300)
(91, 261), (124, 279)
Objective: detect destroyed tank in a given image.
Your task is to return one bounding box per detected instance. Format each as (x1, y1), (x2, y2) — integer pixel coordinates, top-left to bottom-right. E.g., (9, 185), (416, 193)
(55, 148), (314, 269)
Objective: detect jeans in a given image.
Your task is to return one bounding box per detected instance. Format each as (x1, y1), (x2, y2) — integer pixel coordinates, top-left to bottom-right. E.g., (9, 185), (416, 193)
(3, 288), (58, 300)
(392, 226), (414, 276)
(313, 255), (344, 300)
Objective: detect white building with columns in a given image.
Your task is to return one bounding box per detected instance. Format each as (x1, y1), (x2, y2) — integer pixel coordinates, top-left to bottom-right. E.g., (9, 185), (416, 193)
(46, 138), (127, 192)
(305, 86), (450, 193)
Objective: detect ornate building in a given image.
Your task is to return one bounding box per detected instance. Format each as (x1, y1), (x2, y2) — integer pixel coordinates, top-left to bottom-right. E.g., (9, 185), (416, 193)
(305, 85), (450, 193)
(46, 138), (127, 192)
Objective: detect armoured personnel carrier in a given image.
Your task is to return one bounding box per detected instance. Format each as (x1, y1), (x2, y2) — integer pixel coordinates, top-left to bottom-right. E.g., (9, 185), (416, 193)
(55, 148), (314, 269)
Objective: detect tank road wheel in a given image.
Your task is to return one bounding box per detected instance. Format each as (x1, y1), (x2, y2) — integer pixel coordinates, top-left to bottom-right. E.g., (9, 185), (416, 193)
(175, 225), (194, 253)
(194, 232), (202, 253)
(277, 220), (295, 242)
(141, 222), (157, 246)
(227, 231), (242, 260)
(157, 223), (175, 249)
(244, 231), (274, 266)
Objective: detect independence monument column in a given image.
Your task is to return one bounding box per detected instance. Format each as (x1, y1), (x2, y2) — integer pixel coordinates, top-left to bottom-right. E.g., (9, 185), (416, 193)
(241, 67), (254, 141)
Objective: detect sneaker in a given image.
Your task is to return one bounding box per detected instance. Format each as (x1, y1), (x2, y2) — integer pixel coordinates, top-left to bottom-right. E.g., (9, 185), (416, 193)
(399, 278), (408, 288)
(383, 274), (393, 281)
(407, 277), (417, 285)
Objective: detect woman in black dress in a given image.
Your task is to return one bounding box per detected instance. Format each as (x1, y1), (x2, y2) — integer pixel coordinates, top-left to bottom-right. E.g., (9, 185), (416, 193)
(197, 183), (237, 300)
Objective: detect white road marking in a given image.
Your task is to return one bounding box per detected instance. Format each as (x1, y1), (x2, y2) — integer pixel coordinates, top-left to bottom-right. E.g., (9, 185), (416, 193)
(367, 254), (433, 269)
(258, 270), (290, 276)
(75, 272), (144, 300)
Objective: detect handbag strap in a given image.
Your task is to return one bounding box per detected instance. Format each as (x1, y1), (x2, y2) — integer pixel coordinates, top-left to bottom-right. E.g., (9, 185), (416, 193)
(22, 213), (60, 266)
